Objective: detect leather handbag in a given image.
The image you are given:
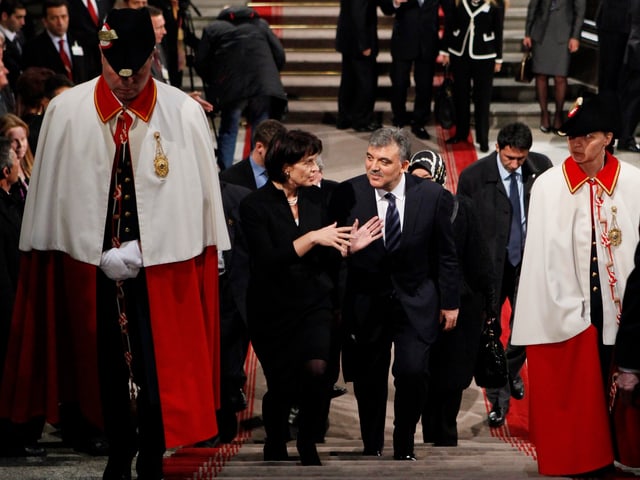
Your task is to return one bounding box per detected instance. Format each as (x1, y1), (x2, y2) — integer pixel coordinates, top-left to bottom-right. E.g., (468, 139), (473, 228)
(514, 50), (533, 83)
(474, 318), (508, 388)
(610, 372), (640, 467)
(434, 67), (456, 129)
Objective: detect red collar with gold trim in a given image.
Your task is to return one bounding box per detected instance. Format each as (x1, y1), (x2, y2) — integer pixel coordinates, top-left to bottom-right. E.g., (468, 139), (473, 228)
(562, 152), (620, 196)
(94, 75), (157, 123)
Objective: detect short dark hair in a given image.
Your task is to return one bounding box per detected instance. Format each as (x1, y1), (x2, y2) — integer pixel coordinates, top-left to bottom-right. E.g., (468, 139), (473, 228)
(42, 0), (69, 17)
(44, 73), (74, 99)
(253, 119), (286, 147)
(265, 129), (322, 183)
(368, 127), (411, 162)
(0, 0), (25, 17)
(16, 67), (56, 111)
(146, 5), (163, 17)
(0, 137), (14, 177)
(496, 122), (533, 151)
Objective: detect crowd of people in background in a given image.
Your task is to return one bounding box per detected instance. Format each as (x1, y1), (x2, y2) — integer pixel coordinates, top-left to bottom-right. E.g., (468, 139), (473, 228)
(0, 0), (638, 479)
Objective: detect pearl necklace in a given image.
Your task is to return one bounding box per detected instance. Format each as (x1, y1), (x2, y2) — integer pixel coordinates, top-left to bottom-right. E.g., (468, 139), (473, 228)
(287, 196), (298, 206)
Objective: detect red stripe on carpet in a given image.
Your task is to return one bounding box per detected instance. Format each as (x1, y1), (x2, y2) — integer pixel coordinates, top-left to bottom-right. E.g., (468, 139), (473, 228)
(437, 125), (535, 458)
(436, 125), (477, 194)
(163, 344), (259, 479)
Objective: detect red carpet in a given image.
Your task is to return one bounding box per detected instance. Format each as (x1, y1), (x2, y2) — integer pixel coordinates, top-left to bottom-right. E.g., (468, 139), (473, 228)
(163, 345), (260, 479)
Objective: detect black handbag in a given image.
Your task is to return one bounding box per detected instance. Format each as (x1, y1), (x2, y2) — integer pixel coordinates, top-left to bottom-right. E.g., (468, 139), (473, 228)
(434, 67), (456, 129)
(474, 318), (508, 388)
(514, 50), (533, 83)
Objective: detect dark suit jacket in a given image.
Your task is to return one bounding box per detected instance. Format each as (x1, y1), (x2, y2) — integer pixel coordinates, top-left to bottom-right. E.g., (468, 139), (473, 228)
(220, 181), (251, 323)
(624, 0), (640, 71)
(4, 34), (24, 90)
(22, 32), (92, 84)
(240, 182), (341, 336)
(616, 233), (640, 371)
(336, 0), (381, 56)
(456, 150), (552, 298)
(0, 189), (22, 367)
(443, 0), (504, 60)
(380, 0), (441, 61)
(525, 0), (585, 43)
(67, 0), (112, 80)
(331, 173), (459, 345)
(430, 193), (495, 390)
(219, 158), (259, 191)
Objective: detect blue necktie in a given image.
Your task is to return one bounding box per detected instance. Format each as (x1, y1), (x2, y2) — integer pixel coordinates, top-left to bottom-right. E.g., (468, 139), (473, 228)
(256, 170), (268, 188)
(507, 173), (523, 266)
(385, 192), (401, 251)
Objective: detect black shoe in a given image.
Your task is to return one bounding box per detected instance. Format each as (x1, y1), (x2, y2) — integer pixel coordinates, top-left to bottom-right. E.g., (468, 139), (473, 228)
(354, 122), (382, 133)
(330, 384), (348, 399)
(297, 440), (321, 466)
(510, 376), (525, 400)
(229, 388), (248, 412)
(618, 141), (640, 153)
(336, 119), (351, 130)
(488, 405), (505, 428)
(411, 126), (431, 140)
(479, 143), (489, 153)
(539, 125), (552, 134)
(445, 136), (463, 145)
(362, 448), (382, 456)
(73, 435), (109, 456)
(393, 452), (417, 461)
(193, 435), (221, 448)
(433, 439), (458, 447)
(263, 440), (289, 461)
(0, 444), (47, 457)
(103, 458), (132, 480)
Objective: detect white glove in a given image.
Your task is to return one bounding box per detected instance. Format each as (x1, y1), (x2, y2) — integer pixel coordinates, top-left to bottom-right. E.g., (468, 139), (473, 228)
(99, 240), (143, 281)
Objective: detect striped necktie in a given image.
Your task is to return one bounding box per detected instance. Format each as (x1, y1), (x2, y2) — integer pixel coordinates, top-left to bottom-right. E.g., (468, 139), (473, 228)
(385, 192), (401, 251)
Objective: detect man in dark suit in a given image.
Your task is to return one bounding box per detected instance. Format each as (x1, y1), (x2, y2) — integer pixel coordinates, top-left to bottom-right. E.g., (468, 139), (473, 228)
(67, 0), (112, 80)
(195, 6), (286, 171)
(456, 122), (552, 427)
(0, 0), (27, 90)
(618, 0), (640, 152)
(615, 236), (640, 405)
(330, 127), (459, 460)
(22, 0), (92, 84)
(219, 119), (286, 190)
(335, 0), (382, 132)
(380, 0), (443, 140)
(215, 180), (252, 443)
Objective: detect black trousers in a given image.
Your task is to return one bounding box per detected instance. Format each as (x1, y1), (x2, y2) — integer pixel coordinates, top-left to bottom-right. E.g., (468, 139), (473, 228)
(97, 270), (165, 479)
(389, 55), (437, 126)
(350, 296), (430, 456)
(486, 260), (526, 411)
(450, 54), (495, 146)
(338, 53), (378, 128)
(619, 66), (640, 144)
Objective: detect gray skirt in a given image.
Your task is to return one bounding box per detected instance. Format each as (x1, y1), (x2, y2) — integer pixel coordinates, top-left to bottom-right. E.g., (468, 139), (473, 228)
(531, 11), (572, 76)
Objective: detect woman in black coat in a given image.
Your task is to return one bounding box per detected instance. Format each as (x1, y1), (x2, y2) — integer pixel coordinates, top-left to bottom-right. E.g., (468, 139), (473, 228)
(239, 130), (355, 465)
(409, 150), (496, 446)
(441, 0), (505, 152)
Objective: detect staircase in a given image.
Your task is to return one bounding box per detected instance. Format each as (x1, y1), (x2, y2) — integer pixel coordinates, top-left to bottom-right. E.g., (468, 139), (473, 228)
(187, 0), (593, 129)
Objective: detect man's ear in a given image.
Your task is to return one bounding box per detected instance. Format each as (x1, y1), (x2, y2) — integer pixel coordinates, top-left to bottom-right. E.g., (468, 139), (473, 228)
(0, 166), (8, 180)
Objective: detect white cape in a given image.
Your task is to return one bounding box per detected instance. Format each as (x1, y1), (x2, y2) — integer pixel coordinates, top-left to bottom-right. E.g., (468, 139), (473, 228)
(512, 161), (640, 346)
(20, 77), (230, 266)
